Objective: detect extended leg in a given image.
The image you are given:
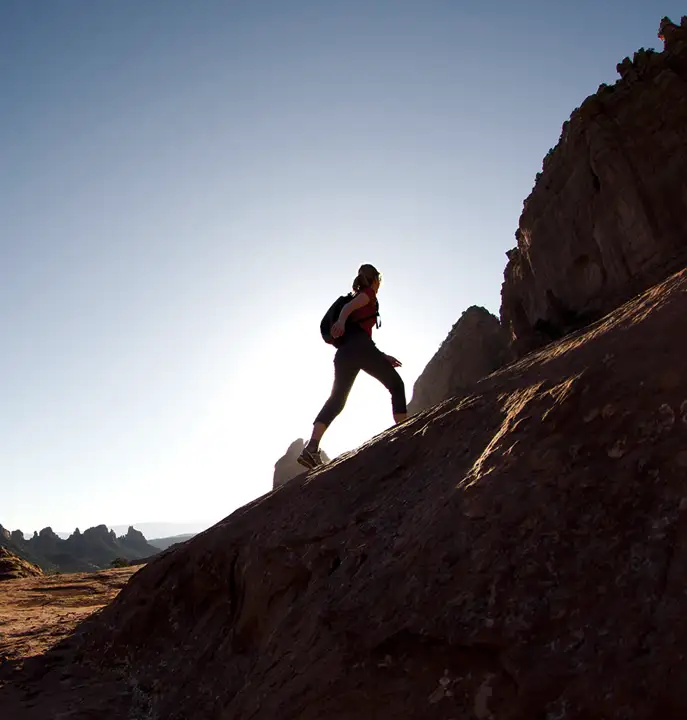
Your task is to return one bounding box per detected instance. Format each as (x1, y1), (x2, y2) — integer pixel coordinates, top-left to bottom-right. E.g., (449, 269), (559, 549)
(299, 350), (360, 469)
(313, 351), (360, 430)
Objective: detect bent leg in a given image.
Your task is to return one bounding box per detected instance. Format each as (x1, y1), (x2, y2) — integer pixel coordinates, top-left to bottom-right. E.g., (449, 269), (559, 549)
(358, 341), (407, 418)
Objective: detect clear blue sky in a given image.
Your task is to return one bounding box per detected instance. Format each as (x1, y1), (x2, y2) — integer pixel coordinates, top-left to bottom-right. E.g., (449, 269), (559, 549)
(1, 0), (675, 535)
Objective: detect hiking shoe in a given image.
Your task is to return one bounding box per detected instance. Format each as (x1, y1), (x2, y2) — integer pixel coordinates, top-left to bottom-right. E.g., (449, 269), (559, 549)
(297, 446), (323, 470)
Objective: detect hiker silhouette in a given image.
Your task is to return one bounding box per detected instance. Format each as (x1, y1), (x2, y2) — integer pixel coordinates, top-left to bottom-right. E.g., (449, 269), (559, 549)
(298, 264), (407, 470)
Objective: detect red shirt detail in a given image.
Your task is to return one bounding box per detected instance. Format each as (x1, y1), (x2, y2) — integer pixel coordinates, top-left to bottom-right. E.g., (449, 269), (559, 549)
(348, 287), (377, 336)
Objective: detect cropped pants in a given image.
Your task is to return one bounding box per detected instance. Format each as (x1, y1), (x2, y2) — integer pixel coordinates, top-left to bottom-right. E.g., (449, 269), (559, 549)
(315, 331), (407, 427)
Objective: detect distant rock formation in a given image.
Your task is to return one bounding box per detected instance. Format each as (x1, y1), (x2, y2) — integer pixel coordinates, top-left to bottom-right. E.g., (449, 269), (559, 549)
(120, 526), (154, 554)
(500, 16), (687, 356)
(0, 546), (43, 581)
(273, 439), (331, 488)
(408, 306), (511, 414)
(0, 523), (161, 573)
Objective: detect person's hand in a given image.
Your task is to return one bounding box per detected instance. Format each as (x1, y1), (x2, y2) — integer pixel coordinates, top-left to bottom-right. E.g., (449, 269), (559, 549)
(385, 354), (402, 367)
(331, 319), (346, 339)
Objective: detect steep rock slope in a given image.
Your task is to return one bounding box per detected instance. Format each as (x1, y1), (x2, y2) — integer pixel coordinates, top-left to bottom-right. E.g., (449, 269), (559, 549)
(16, 267), (687, 719)
(501, 17), (687, 355)
(408, 306), (511, 414)
(273, 439), (331, 488)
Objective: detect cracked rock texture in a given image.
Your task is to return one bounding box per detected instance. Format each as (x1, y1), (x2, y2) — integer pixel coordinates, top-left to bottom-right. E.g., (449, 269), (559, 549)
(408, 306), (511, 414)
(7, 266), (687, 718)
(501, 16), (687, 356)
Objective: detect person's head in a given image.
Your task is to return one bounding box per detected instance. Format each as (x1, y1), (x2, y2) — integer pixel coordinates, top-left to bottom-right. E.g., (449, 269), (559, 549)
(352, 264), (382, 293)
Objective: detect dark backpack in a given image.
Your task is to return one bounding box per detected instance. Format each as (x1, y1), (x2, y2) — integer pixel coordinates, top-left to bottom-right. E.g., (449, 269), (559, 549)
(320, 293), (380, 347)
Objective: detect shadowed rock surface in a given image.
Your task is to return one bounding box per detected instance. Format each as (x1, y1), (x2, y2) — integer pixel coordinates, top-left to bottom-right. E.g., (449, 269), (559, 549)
(408, 306), (511, 414)
(501, 16), (687, 356)
(5, 267), (687, 718)
(273, 439), (331, 488)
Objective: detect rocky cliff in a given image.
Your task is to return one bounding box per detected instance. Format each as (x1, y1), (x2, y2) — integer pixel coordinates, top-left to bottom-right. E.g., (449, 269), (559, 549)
(501, 16), (687, 356)
(7, 266), (687, 718)
(408, 306), (511, 414)
(273, 439), (331, 488)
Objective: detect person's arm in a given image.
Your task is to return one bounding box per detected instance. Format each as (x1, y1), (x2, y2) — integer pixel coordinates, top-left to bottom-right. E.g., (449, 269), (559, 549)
(338, 293), (369, 322)
(330, 293), (370, 338)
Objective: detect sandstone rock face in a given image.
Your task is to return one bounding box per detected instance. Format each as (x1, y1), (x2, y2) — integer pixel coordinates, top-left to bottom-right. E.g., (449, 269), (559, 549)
(10, 267), (687, 718)
(273, 439), (330, 488)
(408, 306), (511, 414)
(501, 17), (687, 356)
(0, 547), (42, 581)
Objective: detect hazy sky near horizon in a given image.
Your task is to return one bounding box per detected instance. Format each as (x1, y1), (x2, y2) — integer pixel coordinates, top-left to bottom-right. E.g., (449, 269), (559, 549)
(1, 0), (675, 534)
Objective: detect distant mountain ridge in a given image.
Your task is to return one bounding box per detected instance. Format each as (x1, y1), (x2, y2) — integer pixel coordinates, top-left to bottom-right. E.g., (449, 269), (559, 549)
(108, 522), (211, 538)
(17, 521), (212, 542)
(0, 523), (160, 574)
(148, 534), (196, 551)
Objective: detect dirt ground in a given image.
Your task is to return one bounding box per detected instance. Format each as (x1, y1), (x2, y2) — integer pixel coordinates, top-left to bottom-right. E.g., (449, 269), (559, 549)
(0, 566), (142, 718)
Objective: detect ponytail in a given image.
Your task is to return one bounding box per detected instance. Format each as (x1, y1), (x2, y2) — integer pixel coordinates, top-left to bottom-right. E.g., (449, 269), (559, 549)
(352, 263), (381, 292)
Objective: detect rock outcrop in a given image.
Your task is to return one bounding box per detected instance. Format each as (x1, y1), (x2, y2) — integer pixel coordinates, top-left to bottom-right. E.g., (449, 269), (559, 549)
(0, 547), (43, 581)
(273, 439), (331, 488)
(7, 266), (687, 718)
(120, 526), (153, 555)
(500, 16), (687, 356)
(408, 306), (511, 414)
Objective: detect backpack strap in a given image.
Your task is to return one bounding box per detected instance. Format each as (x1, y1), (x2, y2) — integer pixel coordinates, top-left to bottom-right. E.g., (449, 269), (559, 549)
(351, 297), (381, 328)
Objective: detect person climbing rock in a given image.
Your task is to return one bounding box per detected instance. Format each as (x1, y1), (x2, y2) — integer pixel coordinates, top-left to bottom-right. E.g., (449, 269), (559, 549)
(297, 263), (408, 470)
